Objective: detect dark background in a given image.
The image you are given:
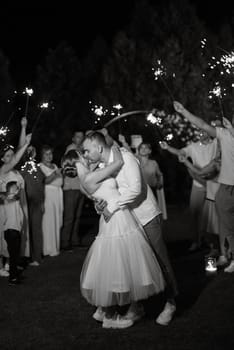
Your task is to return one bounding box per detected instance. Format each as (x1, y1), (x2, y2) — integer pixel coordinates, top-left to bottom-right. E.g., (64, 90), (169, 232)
(0, 0), (233, 83)
(0, 0), (234, 204)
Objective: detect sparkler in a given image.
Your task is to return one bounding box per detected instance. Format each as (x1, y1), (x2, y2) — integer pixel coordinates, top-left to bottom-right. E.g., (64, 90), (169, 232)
(104, 110), (149, 128)
(21, 160), (38, 178)
(23, 87), (34, 118)
(31, 102), (49, 134)
(208, 82), (225, 119)
(0, 126), (9, 137)
(152, 59), (175, 101)
(3, 111), (15, 128)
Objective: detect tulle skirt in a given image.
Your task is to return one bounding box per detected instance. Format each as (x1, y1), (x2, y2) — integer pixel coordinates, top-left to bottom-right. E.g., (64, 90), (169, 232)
(80, 208), (165, 307)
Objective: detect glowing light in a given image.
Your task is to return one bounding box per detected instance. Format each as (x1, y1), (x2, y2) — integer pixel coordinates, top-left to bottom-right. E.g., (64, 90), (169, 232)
(152, 60), (166, 81)
(0, 126), (9, 136)
(201, 38), (207, 49)
(205, 257), (217, 272)
(113, 104), (123, 110)
(208, 82), (226, 99)
(25, 87), (34, 96)
(93, 106), (106, 116)
(40, 102), (49, 109)
(146, 113), (162, 126)
(165, 133), (173, 141)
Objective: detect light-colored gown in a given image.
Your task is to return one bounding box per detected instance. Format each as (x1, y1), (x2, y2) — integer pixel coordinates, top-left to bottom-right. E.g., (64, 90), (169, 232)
(40, 163), (63, 256)
(0, 170), (30, 257)
(140, 159), (167, 220)
(80, 178), (165, 307)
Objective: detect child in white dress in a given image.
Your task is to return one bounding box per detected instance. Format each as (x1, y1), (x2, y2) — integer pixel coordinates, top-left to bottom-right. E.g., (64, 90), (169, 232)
(3, 181), (24, 285)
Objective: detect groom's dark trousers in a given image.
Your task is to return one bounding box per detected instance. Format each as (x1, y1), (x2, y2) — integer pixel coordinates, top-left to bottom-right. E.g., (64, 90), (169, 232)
(144, 214), (178, 298)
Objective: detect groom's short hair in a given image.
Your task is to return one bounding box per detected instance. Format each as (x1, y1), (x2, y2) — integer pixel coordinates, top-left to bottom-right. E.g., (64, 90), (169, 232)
(84, 131), (107, 146)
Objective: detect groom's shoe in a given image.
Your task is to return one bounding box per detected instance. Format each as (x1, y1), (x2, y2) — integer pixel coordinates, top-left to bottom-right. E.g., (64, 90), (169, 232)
(93, 307), (105, 322)
(156, 302), (176, 326)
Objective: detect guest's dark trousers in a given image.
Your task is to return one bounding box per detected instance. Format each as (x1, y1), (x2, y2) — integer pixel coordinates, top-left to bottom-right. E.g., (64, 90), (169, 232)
(4, 229), (21, 280)
(143, 214), (178, 298)
(61, 190), (84, 248)
(29, 201), (43, 263)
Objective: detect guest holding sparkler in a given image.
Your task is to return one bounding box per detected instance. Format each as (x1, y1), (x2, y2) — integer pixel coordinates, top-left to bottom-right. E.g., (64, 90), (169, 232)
(0, 125), (32, 285)
(20, 146), (45, 266)
(40, 146), (63, 257)
(173, 101), (234, 272)
(178, 152), (224, 258)
(160, 128), (218, 252)
(0, 118), (32, 270)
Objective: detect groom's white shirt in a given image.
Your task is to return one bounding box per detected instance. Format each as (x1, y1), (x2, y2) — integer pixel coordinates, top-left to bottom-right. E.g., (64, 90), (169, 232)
(108, 148), (161, 226)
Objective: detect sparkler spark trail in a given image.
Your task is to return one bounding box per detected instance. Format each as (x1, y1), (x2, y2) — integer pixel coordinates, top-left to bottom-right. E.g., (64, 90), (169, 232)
(31, 102), (49, 134)
(23, 87), (34, 118)
(152, 59), (175, 101)
(21, 159), (38, 177)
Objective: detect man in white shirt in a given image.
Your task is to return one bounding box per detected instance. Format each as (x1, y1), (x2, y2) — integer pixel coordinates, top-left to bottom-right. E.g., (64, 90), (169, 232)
(65, 131), (85, 154)
(160, 132), (217, 252)
(82, 132), (178, 326)
(173, 101), (234, 273)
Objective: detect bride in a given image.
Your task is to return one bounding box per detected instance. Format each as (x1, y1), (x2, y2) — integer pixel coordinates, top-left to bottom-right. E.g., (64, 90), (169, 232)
(72, 146), (165, 329)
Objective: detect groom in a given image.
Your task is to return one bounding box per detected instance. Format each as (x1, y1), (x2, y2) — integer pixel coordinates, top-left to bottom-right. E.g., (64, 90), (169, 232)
(82, 131), (178, 326)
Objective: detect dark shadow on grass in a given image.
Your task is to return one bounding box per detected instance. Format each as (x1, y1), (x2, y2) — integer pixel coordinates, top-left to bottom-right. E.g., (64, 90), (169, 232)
(165, 240), (214, 316)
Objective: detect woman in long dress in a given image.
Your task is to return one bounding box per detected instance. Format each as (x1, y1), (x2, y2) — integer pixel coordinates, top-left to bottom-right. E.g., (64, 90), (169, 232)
(75, 146), (165, 329)
(178, 154), (224, 258)
(40, 146), (63, 257)
(137, 142), (167, 220)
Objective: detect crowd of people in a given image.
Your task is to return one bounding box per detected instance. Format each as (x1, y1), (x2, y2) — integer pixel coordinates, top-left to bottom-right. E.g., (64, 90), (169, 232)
(1, 99), (234, 329)
(0, 120), (85, 283)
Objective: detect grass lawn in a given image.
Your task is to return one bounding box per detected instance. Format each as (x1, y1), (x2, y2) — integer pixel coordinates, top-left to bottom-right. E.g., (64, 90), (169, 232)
(1, 205), (234, 350)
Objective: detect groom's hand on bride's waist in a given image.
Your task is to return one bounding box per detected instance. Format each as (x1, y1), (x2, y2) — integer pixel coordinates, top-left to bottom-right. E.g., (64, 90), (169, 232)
(94, 198), (107, 214)
(102, 207), (120, 222)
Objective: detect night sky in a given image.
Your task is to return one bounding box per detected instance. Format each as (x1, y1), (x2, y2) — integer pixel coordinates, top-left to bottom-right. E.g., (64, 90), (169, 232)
(0, 0), (233, 83)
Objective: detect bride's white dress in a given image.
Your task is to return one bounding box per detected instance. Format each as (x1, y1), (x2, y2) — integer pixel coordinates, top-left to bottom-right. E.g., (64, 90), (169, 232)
(80, 178), (165, 307)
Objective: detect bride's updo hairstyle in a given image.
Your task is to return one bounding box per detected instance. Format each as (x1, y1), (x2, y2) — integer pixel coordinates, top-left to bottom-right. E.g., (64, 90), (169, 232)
(61, 150), (79, 178)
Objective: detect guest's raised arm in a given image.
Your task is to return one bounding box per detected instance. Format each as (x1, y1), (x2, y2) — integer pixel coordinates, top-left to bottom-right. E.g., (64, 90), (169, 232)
(173, 101), (216, 138)
(18, 117), (28, 149)
(0, 134), (32, 175)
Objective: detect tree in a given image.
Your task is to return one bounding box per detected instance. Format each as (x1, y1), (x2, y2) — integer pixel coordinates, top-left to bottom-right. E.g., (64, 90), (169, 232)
(33, 42), (84, 156)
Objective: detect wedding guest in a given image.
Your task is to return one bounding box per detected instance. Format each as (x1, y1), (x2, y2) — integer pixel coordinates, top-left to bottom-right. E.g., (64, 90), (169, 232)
(21, 146), (45, 266)
(160, 130), (218, 251)
(60, 150), (84, 250)
(0, 132), (32, 285)
(173, 101), (234, 273)
(40, 146), (63, 257)
(0, 193), (9, 278)
(137, 142), (167, 220)
(3, 181), (24, 285)
(65, 131), (84, 154)
(178, 153), (223, 257)
(0, 119), (32, 266)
